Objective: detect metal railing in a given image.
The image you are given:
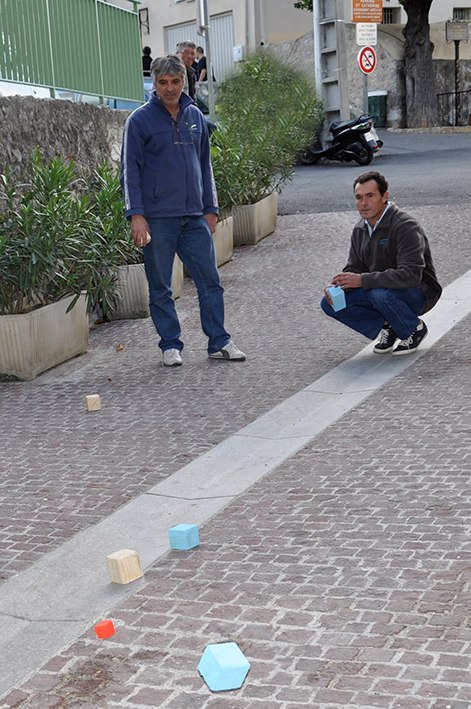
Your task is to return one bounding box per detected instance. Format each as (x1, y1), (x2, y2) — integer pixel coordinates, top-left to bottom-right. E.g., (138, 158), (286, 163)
(437, 90), (471, 127)
(0, 0), (144, 103)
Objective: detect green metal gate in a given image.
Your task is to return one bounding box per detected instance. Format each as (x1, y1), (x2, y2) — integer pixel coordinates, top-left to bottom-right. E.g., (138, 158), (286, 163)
(0, 0), (144, 103)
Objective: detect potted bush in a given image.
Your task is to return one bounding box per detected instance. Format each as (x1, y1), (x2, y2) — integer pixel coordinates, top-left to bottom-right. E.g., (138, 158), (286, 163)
(211, 51), (323, 245)
(87, 162), (183, 321)
(0, 152), (139, 380)
(0, 151), (94, 380)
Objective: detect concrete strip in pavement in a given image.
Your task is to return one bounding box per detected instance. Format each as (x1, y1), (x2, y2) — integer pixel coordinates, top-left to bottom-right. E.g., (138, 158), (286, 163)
(1, 268), (470, 699)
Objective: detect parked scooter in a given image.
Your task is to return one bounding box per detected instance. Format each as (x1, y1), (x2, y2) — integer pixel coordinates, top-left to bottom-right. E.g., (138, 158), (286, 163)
(299, 114), (383, 166)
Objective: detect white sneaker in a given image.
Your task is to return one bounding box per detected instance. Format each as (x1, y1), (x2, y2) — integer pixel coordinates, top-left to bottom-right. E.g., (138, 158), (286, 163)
(163, 348), (183, 367)
(208, 340), (246, 361)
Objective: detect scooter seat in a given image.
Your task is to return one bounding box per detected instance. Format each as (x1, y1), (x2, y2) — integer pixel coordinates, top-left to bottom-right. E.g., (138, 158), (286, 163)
(330, 117), (361, 134)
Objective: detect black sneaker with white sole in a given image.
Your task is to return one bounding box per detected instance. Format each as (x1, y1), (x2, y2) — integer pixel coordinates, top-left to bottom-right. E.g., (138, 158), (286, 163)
(373, 324), (397, 354)
(392, 321), (428, 356)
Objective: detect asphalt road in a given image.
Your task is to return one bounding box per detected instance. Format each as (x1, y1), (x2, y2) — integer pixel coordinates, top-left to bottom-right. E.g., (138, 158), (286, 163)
(278, 129), (471, 214)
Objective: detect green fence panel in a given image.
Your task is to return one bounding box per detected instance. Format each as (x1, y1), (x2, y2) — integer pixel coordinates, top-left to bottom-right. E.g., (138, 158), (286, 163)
(0, 0), (143, 102)
(98, 2), (144, 101)
(0, 0), (54, 86)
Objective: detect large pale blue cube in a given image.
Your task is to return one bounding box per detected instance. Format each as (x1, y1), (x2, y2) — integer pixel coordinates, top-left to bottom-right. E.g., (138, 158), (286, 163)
(328, 285), (346, 312)
(198, 642), (250, 691)
(168, 523), (200, 550)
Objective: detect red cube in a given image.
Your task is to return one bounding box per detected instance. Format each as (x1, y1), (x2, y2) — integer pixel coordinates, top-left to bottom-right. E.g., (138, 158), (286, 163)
(94, 619), (115, 639)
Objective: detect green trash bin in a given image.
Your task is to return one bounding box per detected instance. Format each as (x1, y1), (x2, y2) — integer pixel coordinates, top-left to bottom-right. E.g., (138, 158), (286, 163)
(368, 90), (387, 127)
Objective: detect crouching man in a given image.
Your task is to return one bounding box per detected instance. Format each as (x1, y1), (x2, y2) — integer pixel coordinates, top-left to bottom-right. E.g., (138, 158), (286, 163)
(321, 171), (442, 355)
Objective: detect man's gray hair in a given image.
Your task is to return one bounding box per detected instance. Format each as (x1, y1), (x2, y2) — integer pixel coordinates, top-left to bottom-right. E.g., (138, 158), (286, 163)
(176, 40), (196, 52)
(150, 54), (186, 82)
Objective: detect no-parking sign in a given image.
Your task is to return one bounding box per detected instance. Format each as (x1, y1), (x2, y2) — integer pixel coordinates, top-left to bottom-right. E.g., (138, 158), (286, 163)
(357, 46), (376, 74)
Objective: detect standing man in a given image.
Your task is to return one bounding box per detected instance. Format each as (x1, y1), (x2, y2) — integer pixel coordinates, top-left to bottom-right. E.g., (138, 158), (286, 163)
(142, 46), (152, 77)
(176, 40), (197, 102)
(121, 54), (245, 366)
(196, 46), (207, 81)
(321, 171), (442, 355)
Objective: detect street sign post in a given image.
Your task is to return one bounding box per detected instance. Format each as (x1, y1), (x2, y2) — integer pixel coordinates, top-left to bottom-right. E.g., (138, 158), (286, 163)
(357, 45), (377, 113)
(358, 46), (377, 74)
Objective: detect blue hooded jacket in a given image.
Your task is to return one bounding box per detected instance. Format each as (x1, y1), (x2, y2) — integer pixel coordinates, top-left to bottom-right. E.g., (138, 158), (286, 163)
(121, 91), (218, 219)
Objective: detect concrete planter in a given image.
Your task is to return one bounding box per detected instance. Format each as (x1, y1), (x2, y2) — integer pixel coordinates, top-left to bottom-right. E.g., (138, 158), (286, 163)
(108, 257), (184, 321)
(0, 294), (88, 381)
(213, 216), (233, 266)
(232, 192), (278, 246)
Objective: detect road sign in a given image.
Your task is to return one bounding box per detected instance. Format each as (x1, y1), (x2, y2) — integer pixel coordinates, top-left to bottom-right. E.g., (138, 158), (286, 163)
(356, 23), (377, 46)
(358, 46), (377, 74)
(446, 20), (469, 42)
(353, 0), (383, 23)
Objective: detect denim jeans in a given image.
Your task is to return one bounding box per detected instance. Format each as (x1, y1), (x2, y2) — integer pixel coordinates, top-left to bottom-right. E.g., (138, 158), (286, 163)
(144, 216), (230, 353)
(320, 286), (426, 341)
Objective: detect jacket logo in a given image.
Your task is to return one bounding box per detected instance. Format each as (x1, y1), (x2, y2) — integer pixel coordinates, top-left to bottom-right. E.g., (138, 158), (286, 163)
(379, 238), (388, 245)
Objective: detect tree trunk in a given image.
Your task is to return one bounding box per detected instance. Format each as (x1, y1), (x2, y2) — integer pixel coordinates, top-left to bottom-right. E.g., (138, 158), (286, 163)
(402, 0), (438, 127)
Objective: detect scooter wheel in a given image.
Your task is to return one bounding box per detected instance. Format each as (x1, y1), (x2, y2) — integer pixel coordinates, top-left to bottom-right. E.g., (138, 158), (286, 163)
(354, 145), (374, 166)
(298, 151), (321, 165)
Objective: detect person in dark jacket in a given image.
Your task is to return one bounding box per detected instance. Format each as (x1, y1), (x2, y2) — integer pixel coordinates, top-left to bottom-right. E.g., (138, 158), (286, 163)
(120, 54), (245, 367)
(142, 46), (152, 77)
(321, 171), (442, 355)
(176, 40), (197, 102)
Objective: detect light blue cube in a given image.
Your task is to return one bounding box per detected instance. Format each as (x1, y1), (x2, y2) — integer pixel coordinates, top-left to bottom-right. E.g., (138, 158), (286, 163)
(168, 523), (200, 550)
(328, 285), (346, 312)
(198, 641), (250, 691)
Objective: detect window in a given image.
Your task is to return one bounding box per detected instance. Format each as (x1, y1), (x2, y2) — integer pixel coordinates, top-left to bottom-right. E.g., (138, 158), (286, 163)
(139, 8), (150, 35)
(382, 7), (401, 23)
(453, 8), (471, 20)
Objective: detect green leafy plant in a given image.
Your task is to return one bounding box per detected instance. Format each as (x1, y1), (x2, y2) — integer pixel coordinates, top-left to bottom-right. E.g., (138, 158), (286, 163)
(0, 151), (88, 314)
(211, 51), (323, 215)
(0, 152), (137, 316)
(83, 161), (142, 315)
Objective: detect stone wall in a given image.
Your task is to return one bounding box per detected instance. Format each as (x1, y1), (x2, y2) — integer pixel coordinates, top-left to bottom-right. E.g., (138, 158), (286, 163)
(0, 96), (130, 179)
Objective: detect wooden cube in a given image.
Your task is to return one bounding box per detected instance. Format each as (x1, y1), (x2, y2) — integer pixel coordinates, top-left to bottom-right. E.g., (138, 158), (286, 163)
(86, 394), (101, 411)
(106, 548), (143, 584)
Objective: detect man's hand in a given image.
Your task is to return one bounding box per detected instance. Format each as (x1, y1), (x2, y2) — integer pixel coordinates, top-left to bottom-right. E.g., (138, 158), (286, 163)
(331, 272), (362, 290)
(204, 213), (217, 235)
(131, 214), (151, 248)
(324, 272), (362, 305)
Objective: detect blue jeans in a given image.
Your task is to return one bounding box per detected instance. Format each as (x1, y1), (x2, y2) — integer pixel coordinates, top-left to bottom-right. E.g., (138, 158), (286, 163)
(144, 216), (230, 353)
(320, 286), (426, 340)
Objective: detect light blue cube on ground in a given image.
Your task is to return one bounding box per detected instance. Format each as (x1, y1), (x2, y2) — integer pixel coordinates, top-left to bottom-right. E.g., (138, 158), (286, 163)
(198, 641), (250, 691)
(328, 285), (346, 312)
(168, 523), (200, 550)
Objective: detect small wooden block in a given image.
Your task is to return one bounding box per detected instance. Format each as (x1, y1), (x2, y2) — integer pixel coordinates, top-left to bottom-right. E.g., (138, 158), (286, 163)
(95, 619), (115, 639)
(107, 548), (143, 584)
(169, 523), (200, 550)
(86, 394), (101, 411)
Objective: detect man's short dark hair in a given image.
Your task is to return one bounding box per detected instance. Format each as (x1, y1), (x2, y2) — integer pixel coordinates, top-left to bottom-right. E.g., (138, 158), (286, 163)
(196, 46), (205, 54)
(142, 46), (151, 56)
(150, 54), (186, 83)
(354, 171), (389, 196)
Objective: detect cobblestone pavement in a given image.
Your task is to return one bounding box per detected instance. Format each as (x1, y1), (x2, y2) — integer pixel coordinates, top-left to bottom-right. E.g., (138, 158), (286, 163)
(2, 204), (471, 708)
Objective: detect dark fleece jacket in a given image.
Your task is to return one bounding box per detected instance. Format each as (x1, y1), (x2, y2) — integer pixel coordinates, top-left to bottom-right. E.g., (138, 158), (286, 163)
(344, 202), (442, 314)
